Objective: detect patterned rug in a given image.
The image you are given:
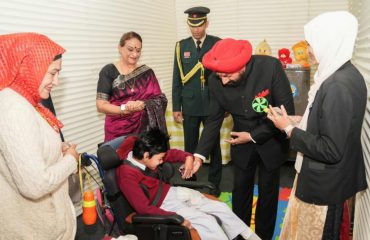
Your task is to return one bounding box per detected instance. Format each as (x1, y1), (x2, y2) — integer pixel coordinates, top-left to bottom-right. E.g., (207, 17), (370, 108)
(218, 186), (292, 240)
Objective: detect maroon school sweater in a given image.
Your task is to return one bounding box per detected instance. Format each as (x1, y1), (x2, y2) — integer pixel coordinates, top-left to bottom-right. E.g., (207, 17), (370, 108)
(116, 136), (192, 216)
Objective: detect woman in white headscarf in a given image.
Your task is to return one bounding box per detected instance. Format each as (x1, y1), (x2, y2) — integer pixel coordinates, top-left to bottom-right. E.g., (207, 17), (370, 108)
(268, 11), (367, 239)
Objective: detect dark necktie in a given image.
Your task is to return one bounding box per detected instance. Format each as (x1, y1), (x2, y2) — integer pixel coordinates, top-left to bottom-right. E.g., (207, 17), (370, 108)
(196, 40), (201, 53)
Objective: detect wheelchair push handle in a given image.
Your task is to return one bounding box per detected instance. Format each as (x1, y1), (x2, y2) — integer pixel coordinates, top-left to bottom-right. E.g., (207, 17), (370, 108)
(80, 152), (92, 167)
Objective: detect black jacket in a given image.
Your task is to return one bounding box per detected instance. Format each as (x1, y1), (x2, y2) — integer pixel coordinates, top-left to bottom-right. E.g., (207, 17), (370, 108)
(293, 61), (367, 205)
(196, 55), (295, 171)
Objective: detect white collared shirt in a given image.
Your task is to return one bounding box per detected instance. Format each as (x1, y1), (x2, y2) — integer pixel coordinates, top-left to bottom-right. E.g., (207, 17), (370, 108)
(126, 151), (146, 171)
(192, 35), (206, 48)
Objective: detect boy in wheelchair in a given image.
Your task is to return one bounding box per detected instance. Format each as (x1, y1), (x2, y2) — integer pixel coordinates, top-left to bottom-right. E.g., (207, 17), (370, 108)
(116, 128), (260, 240)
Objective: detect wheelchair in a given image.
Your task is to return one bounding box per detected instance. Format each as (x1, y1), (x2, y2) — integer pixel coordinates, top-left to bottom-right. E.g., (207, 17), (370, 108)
(84, 137), (218, 240)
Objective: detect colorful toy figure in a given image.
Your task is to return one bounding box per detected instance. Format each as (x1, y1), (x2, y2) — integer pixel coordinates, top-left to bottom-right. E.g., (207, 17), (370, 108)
(255, 39), (272, 56)
(278, 48), (292, 68)
(292, 41), (310, 68)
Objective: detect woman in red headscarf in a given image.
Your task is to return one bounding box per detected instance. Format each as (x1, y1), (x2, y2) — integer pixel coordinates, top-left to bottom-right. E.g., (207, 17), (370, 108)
(0, 33), (79, 239)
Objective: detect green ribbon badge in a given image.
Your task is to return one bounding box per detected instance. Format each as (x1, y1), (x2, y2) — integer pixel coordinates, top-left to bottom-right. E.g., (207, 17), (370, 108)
(252, 97), (269, 113)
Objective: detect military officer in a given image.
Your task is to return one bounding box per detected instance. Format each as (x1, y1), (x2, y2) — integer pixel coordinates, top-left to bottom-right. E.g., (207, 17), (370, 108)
(172, 6), (222, 196)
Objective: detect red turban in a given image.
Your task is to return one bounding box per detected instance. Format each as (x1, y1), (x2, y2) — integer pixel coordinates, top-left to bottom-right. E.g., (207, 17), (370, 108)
(202, 38), (252, 73)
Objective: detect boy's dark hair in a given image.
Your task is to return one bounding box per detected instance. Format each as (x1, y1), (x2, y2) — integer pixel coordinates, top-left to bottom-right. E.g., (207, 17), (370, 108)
(132, 128), (170, 159)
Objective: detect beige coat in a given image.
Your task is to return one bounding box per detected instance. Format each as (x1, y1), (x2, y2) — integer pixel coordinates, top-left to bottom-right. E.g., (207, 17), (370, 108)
(0, 88), (76, 240)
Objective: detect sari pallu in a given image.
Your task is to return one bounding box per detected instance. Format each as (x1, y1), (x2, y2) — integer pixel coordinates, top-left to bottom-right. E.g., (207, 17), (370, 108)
(104, 65), (166, 141)
(143, 93), (168, 134)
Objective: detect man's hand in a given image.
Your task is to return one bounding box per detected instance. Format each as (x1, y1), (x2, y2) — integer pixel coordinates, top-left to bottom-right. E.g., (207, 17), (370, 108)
(180, 156), (194, 179)
(192, 157), (203, 174)
(173, 111), (183, 123)
(225, 131), (252, 145)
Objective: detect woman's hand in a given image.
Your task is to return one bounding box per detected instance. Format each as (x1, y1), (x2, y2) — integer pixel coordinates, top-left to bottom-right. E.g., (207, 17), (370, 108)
(62, 143), (79, 160)
(125, 100), (145, 112)
(267, 105), (294, 131)
(62, 142), (71, 154)
(290, 115), (302, 124)
(134, 100), (145, 111)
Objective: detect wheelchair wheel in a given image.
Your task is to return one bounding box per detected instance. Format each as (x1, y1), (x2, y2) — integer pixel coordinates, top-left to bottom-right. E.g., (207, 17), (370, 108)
(96, 188), (121, 237)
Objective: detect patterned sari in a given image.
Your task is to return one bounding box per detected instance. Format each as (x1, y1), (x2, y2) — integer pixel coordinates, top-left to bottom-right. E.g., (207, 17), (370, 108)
(97, 64), (167, 141)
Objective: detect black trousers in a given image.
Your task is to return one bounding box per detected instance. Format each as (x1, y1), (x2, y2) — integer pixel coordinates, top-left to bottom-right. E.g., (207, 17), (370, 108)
(321, 202), (344, 240)
(183, 115), (222, 188)
(232, 150), (280, 240)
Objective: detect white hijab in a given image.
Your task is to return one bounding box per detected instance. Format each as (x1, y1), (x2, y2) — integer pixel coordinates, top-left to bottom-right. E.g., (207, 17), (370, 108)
(295, 11), (358, 172)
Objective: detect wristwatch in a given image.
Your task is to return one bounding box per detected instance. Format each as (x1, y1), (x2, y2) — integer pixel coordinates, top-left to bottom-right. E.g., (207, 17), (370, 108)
(283, 124), (295, 137)
(120, 104), (126, 111)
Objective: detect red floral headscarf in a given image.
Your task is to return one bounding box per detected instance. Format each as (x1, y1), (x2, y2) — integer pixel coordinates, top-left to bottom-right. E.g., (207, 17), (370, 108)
(0, 32), (65, 132)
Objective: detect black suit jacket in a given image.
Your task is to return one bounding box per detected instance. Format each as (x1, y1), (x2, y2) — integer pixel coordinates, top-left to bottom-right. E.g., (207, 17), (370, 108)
(196, 55), (295, 171)
(292, 61), (367, 205)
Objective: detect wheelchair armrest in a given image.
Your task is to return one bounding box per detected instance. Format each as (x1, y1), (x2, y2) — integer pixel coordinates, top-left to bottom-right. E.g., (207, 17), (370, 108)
(132, 214), (184, 225)
(171, 180), (216, 191)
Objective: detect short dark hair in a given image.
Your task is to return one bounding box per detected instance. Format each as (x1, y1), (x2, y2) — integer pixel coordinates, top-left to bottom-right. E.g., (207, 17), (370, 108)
(119, 31), (142, 47)
(132, 128), (170, 159)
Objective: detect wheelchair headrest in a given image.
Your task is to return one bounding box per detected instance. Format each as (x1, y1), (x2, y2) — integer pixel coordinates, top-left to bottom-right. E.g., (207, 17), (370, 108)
(97, 145), (122, 170)
(158, 162), (175, 182)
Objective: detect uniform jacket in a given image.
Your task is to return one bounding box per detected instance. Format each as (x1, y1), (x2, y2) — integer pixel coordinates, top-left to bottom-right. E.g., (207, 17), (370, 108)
(172, 35), (220, 116)
(196, 55), (295, 171)
(292, 61), (368, 205)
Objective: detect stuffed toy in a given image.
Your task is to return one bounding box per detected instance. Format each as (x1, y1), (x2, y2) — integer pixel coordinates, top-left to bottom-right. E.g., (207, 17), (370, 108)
(292, 41), (310, 68)
(255, 39), (272, 56)
(278, 48), (292, 68)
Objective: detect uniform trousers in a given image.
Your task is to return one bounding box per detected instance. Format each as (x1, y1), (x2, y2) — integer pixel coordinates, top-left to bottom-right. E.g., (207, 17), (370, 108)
(232, 150), (280, 240)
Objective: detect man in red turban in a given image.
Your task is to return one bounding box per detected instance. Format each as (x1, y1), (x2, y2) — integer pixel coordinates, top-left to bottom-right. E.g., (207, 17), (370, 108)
(194, 38), (295, 239)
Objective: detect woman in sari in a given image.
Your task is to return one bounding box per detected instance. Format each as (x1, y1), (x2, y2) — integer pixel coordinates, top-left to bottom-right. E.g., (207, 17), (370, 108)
(268, 11), (367, 239)
(96, 31), (167, 143)
(0, 33), (79, 239)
